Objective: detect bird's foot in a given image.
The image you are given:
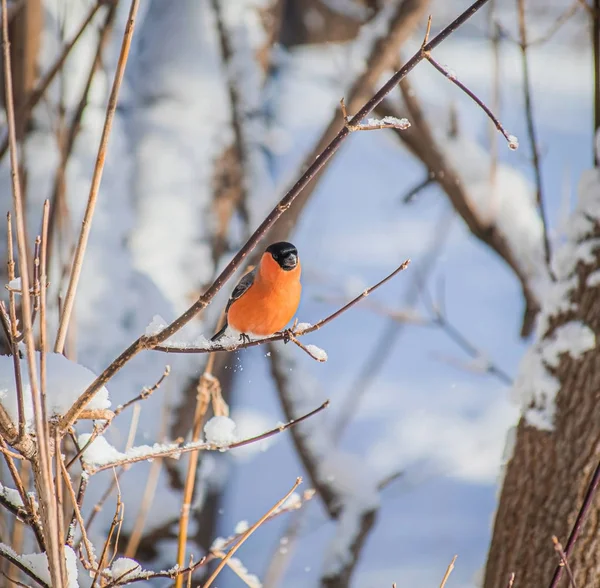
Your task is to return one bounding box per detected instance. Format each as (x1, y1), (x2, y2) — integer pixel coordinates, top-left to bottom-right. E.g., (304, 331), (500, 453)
(283, 328), (294, 344)
(239, 333), (251, 345)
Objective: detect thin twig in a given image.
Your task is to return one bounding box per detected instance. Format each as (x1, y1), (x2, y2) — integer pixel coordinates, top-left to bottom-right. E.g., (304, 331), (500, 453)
(6, 213), (25, 438)
(551, 536), (577, 588)
(2, 2), (61, 583)
(0, 548), (50, 588)
(594, 0), (600, 165)
(174, 362), (217, 588)
(114, 366), (171, 416)
(88, 401), (330, 474)
(424, 54), (517, 149)
(48, 2), (118, 265)
(59, 0), (493, 432)
(0, 439), (44, 549)
(123, 401), (166, 558)
(202, 478), (303, 588)
(0, 1), (104, 161)
(400, 176), (434, 203)
(59, 457), (96, 567)
(154, 259), (411, 354)
(418, 280), (513, 385)
(0, 569), (35, 588)
(439, 555), (457, 588)
(92, 479), (124, 587)
(54, 0), (140, 354)
(548, 459), (600, 587)
(516, 0), (553, 271)
(66, 473), (87, 547)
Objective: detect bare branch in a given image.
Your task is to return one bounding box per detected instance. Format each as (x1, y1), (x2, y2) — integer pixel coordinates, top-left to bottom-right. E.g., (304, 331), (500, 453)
(154, 259), (410, 354)
(86, 401), (329, 474)
(551, 536), (577, 588)
(379, 78), (540, 336)
(58, 0), (492, 432)
(0, 1), (104, 161)
(202, 477), (303, 588)
(0, 545), (50, 588)
(549, 459), (600, 587)
(423, 55), (517, 149)
(516, 0), (553, 271)
(54, 0), (141, 354)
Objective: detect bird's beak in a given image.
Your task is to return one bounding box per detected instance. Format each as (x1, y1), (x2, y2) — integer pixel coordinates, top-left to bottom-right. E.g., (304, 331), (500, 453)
(282, 253), (298, 270)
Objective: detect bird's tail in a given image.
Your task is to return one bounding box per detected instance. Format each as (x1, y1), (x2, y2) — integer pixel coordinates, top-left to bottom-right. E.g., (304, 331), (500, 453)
(211, 323), (228, 342)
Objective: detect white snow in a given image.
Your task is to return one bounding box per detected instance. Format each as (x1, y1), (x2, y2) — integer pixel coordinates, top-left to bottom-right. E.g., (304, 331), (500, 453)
(306, 344), (328, 362)
(227, 556), (262, 588)
(0, 544), (79, 588)
(586, 269), (600, 287)
(513, 166), (600, 429)
(507, 134), (519, 150)
(229, 408), (274, 460)
(440, 133), (548, 304)
(107, 557), (143, 581)
(204, 415), (237, 446)
(0, 353), (110, 430)
(144, 314), (167, 336)
(295, 322), (313, 332)
(6, 277), (21, 291)
(0, 481), (36, 511)
(356, 116), (410, 130)
(78, 434), (124, 467)
(79, 434), (208, 470)
(514, 321), (596, 429)
(234, 519), (250, 534)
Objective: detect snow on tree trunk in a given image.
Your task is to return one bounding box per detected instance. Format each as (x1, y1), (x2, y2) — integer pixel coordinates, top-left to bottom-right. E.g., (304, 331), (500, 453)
(484, 167), (600, 587)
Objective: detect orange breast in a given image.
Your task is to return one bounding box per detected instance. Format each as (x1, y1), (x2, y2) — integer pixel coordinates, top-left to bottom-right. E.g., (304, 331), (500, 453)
(227, 270), (301, 336)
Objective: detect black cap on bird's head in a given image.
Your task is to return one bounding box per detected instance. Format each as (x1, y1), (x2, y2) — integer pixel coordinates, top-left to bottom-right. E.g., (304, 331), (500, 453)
(266, 241), (298, 271)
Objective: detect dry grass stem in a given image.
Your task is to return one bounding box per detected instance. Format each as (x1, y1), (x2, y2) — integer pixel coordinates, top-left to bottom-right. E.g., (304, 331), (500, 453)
(175, 359), (217, 588)
(202, 477), (303, 588)
(439, 555), (457, 588)
(54, 0), (141, 354)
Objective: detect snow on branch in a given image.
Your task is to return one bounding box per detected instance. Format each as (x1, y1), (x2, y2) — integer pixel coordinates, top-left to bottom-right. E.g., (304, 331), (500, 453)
(0, 544), (79, 588)
(59, 0), (489, 433)
(152, 259), (410, 355)
(80, 400), (329, 474)
(341, 97), (410, 132)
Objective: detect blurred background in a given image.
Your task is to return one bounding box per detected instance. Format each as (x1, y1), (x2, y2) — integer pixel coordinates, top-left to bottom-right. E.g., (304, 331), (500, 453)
(0, 0), (594, 586)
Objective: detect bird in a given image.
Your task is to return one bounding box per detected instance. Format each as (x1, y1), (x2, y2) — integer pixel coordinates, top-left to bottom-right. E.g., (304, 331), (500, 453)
(211, 241), (302, 342)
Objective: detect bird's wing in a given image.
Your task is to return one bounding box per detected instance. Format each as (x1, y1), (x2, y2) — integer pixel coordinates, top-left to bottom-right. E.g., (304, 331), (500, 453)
(226, 267), (257, 313)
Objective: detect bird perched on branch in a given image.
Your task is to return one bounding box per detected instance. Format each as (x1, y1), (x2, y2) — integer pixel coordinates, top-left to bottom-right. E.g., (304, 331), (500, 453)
(211, 241), (302, 342)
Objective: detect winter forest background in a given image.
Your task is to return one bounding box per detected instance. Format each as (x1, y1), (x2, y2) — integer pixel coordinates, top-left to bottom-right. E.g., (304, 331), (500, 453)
(0, 0), (597, 586)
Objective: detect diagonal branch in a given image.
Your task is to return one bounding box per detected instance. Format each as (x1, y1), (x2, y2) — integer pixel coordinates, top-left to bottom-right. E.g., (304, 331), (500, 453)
(377, 78), (540, 336)
(59, 0), (493, 432)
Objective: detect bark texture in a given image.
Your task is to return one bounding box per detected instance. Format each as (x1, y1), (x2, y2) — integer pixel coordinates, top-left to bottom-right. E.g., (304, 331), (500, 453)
(484, 220), (600, 586)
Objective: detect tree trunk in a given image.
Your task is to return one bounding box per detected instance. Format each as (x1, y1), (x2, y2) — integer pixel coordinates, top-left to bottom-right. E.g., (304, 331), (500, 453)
(484, 179), (600, 586)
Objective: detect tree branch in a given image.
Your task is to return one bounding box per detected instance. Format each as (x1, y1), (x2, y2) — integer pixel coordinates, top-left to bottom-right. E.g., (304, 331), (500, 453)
(59, 0), (492, 432)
